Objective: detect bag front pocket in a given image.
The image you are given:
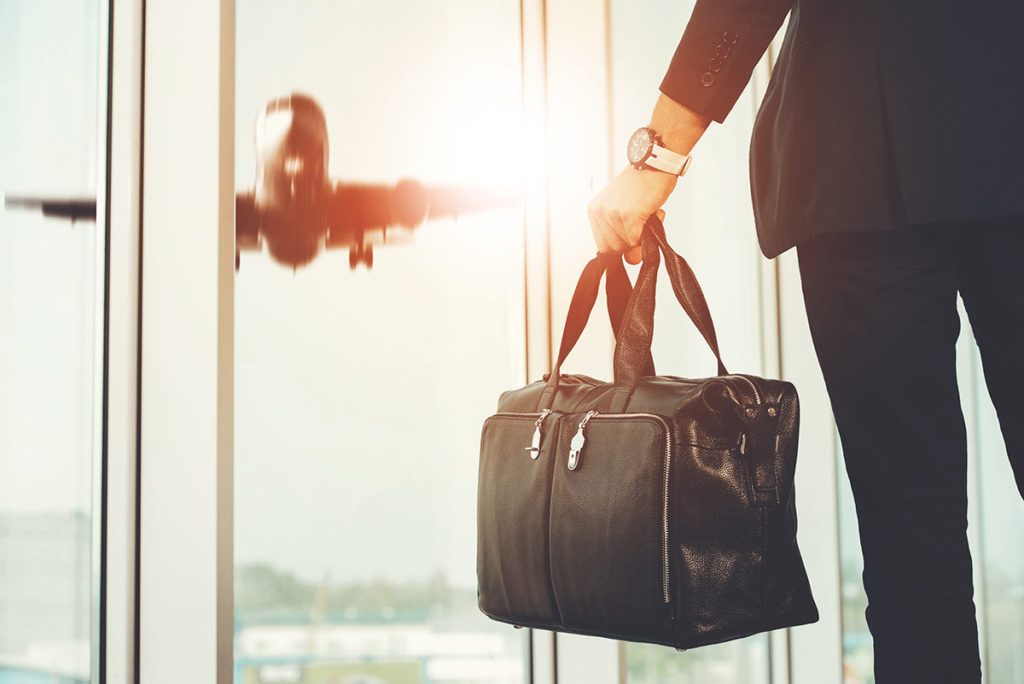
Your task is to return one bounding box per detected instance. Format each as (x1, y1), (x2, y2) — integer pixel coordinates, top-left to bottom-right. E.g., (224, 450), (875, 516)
(548, 412), (674, 639)
(477, 412), (562, 626)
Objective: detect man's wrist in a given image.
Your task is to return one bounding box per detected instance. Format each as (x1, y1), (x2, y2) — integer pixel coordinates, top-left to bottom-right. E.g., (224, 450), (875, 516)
(625, 164), (677, 195)
(650, 93), (711, 157)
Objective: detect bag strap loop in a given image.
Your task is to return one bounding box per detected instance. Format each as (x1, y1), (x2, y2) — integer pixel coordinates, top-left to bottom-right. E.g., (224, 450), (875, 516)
(649, 216), (726, 375)
(538, 252), (654, 410)
(541, 215), (728, 413)
(610, 216), (727, 412)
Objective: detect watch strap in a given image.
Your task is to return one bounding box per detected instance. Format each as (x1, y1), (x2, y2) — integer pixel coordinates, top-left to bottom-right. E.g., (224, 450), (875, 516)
(646, 144), (692, 176)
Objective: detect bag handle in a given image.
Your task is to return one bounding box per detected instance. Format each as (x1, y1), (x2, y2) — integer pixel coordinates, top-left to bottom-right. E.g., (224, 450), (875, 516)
(537, 252), (655, 410)
(650, 215), (726, 374)
(610, 216), (728, 412)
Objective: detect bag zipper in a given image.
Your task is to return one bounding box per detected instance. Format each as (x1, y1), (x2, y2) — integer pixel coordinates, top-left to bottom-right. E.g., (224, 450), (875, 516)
(572, 411), (674, 605)
(494, 412), (549, 417)
(528, 409), (553, 458)
(731, 374), (763, 405)
(494, 409), (675, 605)
(493, 410), (554, 459)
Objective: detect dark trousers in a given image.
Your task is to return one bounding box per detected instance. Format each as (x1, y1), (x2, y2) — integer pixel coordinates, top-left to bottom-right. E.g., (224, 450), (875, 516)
(796, 216), (1024, 684)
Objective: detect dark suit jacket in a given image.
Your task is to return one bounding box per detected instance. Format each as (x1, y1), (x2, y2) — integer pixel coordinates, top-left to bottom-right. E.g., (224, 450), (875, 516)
(660, 0), (1024, 258)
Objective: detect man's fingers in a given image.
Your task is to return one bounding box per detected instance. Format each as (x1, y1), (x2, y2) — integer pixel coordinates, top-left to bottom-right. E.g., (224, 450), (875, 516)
(588, 196), (667, 260)
(621, 209), (646, 265)
(587, 203), (612, 253)
(623, 210), (665, 264)
(600, 208), (631, 253)
(588, 201), (629, 253)
(590, 221), (611, 253)
(623, 211), (646, 249)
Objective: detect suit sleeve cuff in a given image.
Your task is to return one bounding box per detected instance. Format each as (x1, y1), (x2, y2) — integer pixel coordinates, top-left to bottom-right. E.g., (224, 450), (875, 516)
(660, 19), (780, 123)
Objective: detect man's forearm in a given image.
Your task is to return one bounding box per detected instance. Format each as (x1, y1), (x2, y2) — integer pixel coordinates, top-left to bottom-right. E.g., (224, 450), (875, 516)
(586, 93), (713, 262)
(651, 93), (713, 156)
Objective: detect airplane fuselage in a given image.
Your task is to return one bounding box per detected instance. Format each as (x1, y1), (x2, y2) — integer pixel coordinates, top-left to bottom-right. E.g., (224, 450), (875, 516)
(253, 93), (332, 267)
(255, 93), (330, 211)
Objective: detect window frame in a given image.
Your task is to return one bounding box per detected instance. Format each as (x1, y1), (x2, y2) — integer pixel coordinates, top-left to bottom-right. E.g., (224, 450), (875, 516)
(126, 3), (858, 684)
(136, 1), (235, 682)
(103, 0), (145, 681)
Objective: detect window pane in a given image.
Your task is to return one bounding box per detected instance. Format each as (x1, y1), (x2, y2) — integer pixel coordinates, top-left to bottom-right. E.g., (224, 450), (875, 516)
(836, 437), (872, 683)
(973, 345), (1024, 682)
(837, 328), (1024, 683)
(626, 640), (769, 684)
(606, 0), (770, 679)
(233, 2), (528, 682)
(610, 1), (772, 680)
(0, 1), (106, 682)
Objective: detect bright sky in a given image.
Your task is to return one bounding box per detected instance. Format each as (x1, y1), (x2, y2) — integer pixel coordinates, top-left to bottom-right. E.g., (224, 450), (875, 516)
(0, 0), (101, 516)
(233, 0), (527, 588)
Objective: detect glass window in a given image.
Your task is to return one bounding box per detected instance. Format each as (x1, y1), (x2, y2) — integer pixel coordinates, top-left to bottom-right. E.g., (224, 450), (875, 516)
(233, 2), (529, 682)
(610, 1), (772, 681)
(836, 437), (872, 683)
(0, 1), (107, 682)
(837, 327), (1024, 683)
(972, 344), (1024, 683)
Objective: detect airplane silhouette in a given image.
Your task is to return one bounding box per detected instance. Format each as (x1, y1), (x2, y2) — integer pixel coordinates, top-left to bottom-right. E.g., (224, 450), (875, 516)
(5, 92), (518, 270)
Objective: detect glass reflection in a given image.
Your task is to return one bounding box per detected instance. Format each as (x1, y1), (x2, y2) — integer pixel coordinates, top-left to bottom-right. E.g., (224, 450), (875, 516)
(837, 438), (873, 684)
(838, 342), (1024, 683)
(0, 1), (106, 682)
(609, 0), (772, 679)
(627, 640), (769, 684)
(234, 1), (528, 682)
(973, 345), (1024, 683)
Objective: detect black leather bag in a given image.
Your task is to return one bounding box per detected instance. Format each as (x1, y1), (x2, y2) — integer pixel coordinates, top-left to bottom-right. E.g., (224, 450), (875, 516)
(476, 218), (818, 649)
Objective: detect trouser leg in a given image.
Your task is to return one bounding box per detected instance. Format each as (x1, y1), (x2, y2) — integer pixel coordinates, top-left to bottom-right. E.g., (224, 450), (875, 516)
(797, 228), (982, 684)
(956, 215), (1024, 501)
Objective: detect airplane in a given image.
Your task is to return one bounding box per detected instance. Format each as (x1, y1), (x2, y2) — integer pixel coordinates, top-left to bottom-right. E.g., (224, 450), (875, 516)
(4, 92), (518, 270)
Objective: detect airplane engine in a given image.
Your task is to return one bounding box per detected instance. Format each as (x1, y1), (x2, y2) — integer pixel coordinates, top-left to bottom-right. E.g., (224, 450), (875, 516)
(390, 178), (429, 227)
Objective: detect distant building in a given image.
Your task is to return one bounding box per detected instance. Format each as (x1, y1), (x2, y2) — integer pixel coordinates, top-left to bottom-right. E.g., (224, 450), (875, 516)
(0, 511), (91, 683)
(236, 622), (523, 684)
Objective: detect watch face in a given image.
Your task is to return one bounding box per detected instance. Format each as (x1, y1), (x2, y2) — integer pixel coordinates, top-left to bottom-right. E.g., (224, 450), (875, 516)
(627, 128), (654, 165)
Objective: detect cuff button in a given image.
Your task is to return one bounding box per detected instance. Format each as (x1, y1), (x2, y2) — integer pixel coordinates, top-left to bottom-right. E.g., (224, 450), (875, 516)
(700, 72), (716, 87)
(722, 31), (739, 45)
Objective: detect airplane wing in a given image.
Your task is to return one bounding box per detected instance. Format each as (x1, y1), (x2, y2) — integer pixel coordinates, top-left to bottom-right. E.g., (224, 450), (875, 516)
(324, 179), (519, 249)
(236, 192), (261, 249)
(324, 180), (424, 249)
(4, 195), (97, 222)
(422, 185), (520, 222)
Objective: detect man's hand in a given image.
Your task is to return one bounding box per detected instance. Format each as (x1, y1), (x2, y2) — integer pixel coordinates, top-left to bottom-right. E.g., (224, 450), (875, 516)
(586, 94), (712, 263)
(587, 166), (675, 264)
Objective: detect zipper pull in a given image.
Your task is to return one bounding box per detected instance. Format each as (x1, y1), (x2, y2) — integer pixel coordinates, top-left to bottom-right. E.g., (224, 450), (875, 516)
(525, 409), (552, 460)
(568, 410), (597, 470)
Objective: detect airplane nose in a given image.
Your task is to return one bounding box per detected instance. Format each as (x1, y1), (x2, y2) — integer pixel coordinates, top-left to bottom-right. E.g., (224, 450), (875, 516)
(253, 94), (329, 213)
(258, 109), (295, 149)
(255, 114), (325, 210)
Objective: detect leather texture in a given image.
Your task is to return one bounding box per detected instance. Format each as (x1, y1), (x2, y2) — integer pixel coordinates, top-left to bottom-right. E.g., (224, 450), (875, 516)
(477, 217), (818, 649)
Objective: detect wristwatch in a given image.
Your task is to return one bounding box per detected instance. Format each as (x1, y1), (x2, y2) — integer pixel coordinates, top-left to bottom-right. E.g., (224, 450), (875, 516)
(627, 127), (692, 176)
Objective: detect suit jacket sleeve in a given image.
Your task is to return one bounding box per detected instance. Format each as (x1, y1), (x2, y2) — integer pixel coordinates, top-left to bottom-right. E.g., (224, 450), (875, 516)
(660, 0), (793, 123)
